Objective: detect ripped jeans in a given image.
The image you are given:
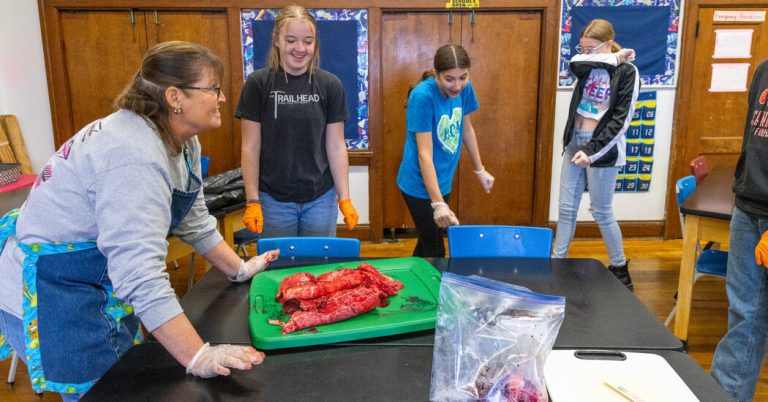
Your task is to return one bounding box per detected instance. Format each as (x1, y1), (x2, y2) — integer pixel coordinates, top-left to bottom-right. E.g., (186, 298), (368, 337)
(552, 128), (626, 267)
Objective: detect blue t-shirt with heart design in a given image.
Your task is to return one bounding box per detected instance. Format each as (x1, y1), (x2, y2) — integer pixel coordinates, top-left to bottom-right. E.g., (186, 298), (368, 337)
(397, 77), (479, 199)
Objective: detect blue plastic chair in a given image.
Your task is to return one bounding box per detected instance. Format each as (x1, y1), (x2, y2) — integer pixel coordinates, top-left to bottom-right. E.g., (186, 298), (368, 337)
(257, 237), (360, 258)
(200, 155), (211, 178)
(447, 225), (553, 258)
(664, 175), (728, 326)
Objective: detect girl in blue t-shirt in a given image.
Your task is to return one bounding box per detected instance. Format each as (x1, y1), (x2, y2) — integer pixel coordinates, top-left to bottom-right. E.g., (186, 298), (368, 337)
(396, 44), (495, 257)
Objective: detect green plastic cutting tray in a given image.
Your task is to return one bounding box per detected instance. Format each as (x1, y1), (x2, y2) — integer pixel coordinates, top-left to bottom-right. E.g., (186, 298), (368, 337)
(249, 257), (441, 349)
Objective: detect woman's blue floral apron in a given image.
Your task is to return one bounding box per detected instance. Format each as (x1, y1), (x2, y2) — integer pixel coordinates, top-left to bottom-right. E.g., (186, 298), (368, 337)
(0, 146), (201, 395)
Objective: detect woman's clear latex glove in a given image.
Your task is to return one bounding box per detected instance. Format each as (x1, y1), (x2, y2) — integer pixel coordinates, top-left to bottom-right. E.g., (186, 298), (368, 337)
(186, 342), (265, 378)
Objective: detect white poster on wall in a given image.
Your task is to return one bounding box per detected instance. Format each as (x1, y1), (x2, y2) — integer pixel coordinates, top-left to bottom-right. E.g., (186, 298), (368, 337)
(713, 29), (753, 59)
(709, 63), (750, 92)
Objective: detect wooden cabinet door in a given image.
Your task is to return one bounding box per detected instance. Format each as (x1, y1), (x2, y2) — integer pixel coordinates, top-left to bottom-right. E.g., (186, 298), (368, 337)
(146, 10), (236, 175)
(456, 11), (541, 225)
(381, 12), (461, 228)
(679, 7), (768, 169)
(60, 11), (147, 138)
(58, 10), (236, 174)
(381, 11), (542, 228)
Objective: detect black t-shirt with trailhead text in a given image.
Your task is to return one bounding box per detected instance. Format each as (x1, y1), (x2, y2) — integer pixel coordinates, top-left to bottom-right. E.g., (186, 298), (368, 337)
(235, 67), (348, 202)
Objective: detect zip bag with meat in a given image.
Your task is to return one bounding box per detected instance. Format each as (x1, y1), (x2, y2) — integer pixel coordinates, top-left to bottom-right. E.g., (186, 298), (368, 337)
(269, 262), (405, 334)
(429, 272), (565, 402)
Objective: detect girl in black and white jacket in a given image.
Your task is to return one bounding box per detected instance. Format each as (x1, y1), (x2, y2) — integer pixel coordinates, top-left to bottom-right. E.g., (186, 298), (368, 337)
(553, 19), (640, 290)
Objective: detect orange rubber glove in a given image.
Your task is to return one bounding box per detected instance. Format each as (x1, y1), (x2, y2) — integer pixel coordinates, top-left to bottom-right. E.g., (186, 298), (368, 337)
(338, 199), (358, 230)
(243, 202), (263, 233)
(756, 231), (768, 268)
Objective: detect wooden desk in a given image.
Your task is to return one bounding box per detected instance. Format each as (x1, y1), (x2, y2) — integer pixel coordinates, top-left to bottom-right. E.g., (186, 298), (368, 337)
(215, 203), (246, 249)
(675, 165), (735, 341)
(166, 201), (246, 270)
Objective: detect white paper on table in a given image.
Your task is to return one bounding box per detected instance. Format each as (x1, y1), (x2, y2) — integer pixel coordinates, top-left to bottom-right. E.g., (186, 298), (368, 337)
(709, 63), (750, 92)
(713, 29), (753, 59)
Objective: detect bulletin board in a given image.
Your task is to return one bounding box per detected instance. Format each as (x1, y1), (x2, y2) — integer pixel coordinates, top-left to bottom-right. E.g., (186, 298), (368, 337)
(240, 9), (369, 150)
(616, 91), (656, 193)
(559, 1), (681, 87)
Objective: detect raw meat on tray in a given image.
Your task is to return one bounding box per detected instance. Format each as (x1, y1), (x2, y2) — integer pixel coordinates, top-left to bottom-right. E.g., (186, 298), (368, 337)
(269, 262), (404, 334)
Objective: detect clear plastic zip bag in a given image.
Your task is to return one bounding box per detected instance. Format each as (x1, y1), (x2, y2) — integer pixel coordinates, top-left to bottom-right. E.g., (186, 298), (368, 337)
(430, 272), (566, 402)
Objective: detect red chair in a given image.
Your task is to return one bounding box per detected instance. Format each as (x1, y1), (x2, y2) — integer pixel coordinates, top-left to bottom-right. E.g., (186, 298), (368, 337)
(690, 156), (709, 184)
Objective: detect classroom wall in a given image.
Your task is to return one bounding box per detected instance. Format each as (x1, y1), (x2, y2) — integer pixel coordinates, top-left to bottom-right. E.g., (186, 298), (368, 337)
(2, 3), (676, 226)
(0, 0), (55, 172)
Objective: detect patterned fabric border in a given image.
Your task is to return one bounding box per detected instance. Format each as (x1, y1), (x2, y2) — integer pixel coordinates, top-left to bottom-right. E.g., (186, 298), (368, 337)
(240, 9), (370, 150)
(559, 0), (681, 87)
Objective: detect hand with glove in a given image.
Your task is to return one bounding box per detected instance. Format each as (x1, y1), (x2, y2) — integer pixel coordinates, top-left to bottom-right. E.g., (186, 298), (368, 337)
(186, 342), (265, 378)
(243, 201), (263, 233)
(229, 249), (280, 282)
(338, 199), (359, 230)
(756, 231), (768, 268)
(473, 166), (495, 193)
(431, 202), (460, 229)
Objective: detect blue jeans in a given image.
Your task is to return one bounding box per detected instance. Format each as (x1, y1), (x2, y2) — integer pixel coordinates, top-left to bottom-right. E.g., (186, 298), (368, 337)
(711, 206), (768, 402)
(260, 187), (338, 238)
(553, 128), (626, 266)
(0, 309), (81, 401)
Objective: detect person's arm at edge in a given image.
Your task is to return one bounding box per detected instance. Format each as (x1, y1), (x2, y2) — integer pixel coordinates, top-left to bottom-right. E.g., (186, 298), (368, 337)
(461, 114), (484, 172)
(241, 119), (261, 201)
(326, 121), (350, 201)
(152, 313), (206, 367)
(416, 132), (445, 203)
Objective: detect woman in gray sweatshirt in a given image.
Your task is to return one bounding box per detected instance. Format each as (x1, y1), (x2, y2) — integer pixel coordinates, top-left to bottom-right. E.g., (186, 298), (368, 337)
(0, 41), (276, 399)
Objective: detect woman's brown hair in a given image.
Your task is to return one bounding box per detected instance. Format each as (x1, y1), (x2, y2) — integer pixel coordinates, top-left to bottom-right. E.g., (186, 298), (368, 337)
(115, 41), (223, 152)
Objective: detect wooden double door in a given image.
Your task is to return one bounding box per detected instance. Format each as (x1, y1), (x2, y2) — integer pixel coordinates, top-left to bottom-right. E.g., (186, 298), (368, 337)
(52, 10), (237, 174)
(381, 11), (544, 228)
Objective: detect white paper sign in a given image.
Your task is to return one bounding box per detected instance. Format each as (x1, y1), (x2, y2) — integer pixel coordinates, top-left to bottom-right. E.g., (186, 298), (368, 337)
(709, 63), (750, 92)
(713, 29), (753, 59)
(713, 10), (766, 22)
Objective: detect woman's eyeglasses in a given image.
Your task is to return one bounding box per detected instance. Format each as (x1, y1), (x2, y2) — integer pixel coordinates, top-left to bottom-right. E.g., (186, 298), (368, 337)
(180, 86), (222, 98)
(575, 41), (608, 54)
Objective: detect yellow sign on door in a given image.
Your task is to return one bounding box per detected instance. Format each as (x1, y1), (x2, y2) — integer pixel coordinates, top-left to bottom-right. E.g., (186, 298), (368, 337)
(445, 0), (479, 9)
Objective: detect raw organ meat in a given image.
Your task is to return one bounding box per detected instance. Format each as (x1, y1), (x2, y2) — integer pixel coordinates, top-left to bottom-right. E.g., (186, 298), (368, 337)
(269, 286), (383, 334)
(269, 263), (404, 334)
(276, 272), (315, 303)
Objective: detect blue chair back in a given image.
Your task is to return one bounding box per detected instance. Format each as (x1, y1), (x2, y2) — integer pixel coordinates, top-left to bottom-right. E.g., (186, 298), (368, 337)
(675, 175), (696, 208)
(257, 237), (360, 258)
(447, 225), (553, 258)
(200, 155), (211, 178)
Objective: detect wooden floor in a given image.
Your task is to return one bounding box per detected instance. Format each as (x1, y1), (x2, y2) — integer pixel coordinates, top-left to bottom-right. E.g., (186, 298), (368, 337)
(1, 237), (766, 401)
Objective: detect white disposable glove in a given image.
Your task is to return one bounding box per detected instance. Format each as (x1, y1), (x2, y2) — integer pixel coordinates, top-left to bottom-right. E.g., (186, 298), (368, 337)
(228, 249), (280, 282)
(186, 342), (265, 378)
(473, 166), (495, 193)
(431, 202), (460, 229)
